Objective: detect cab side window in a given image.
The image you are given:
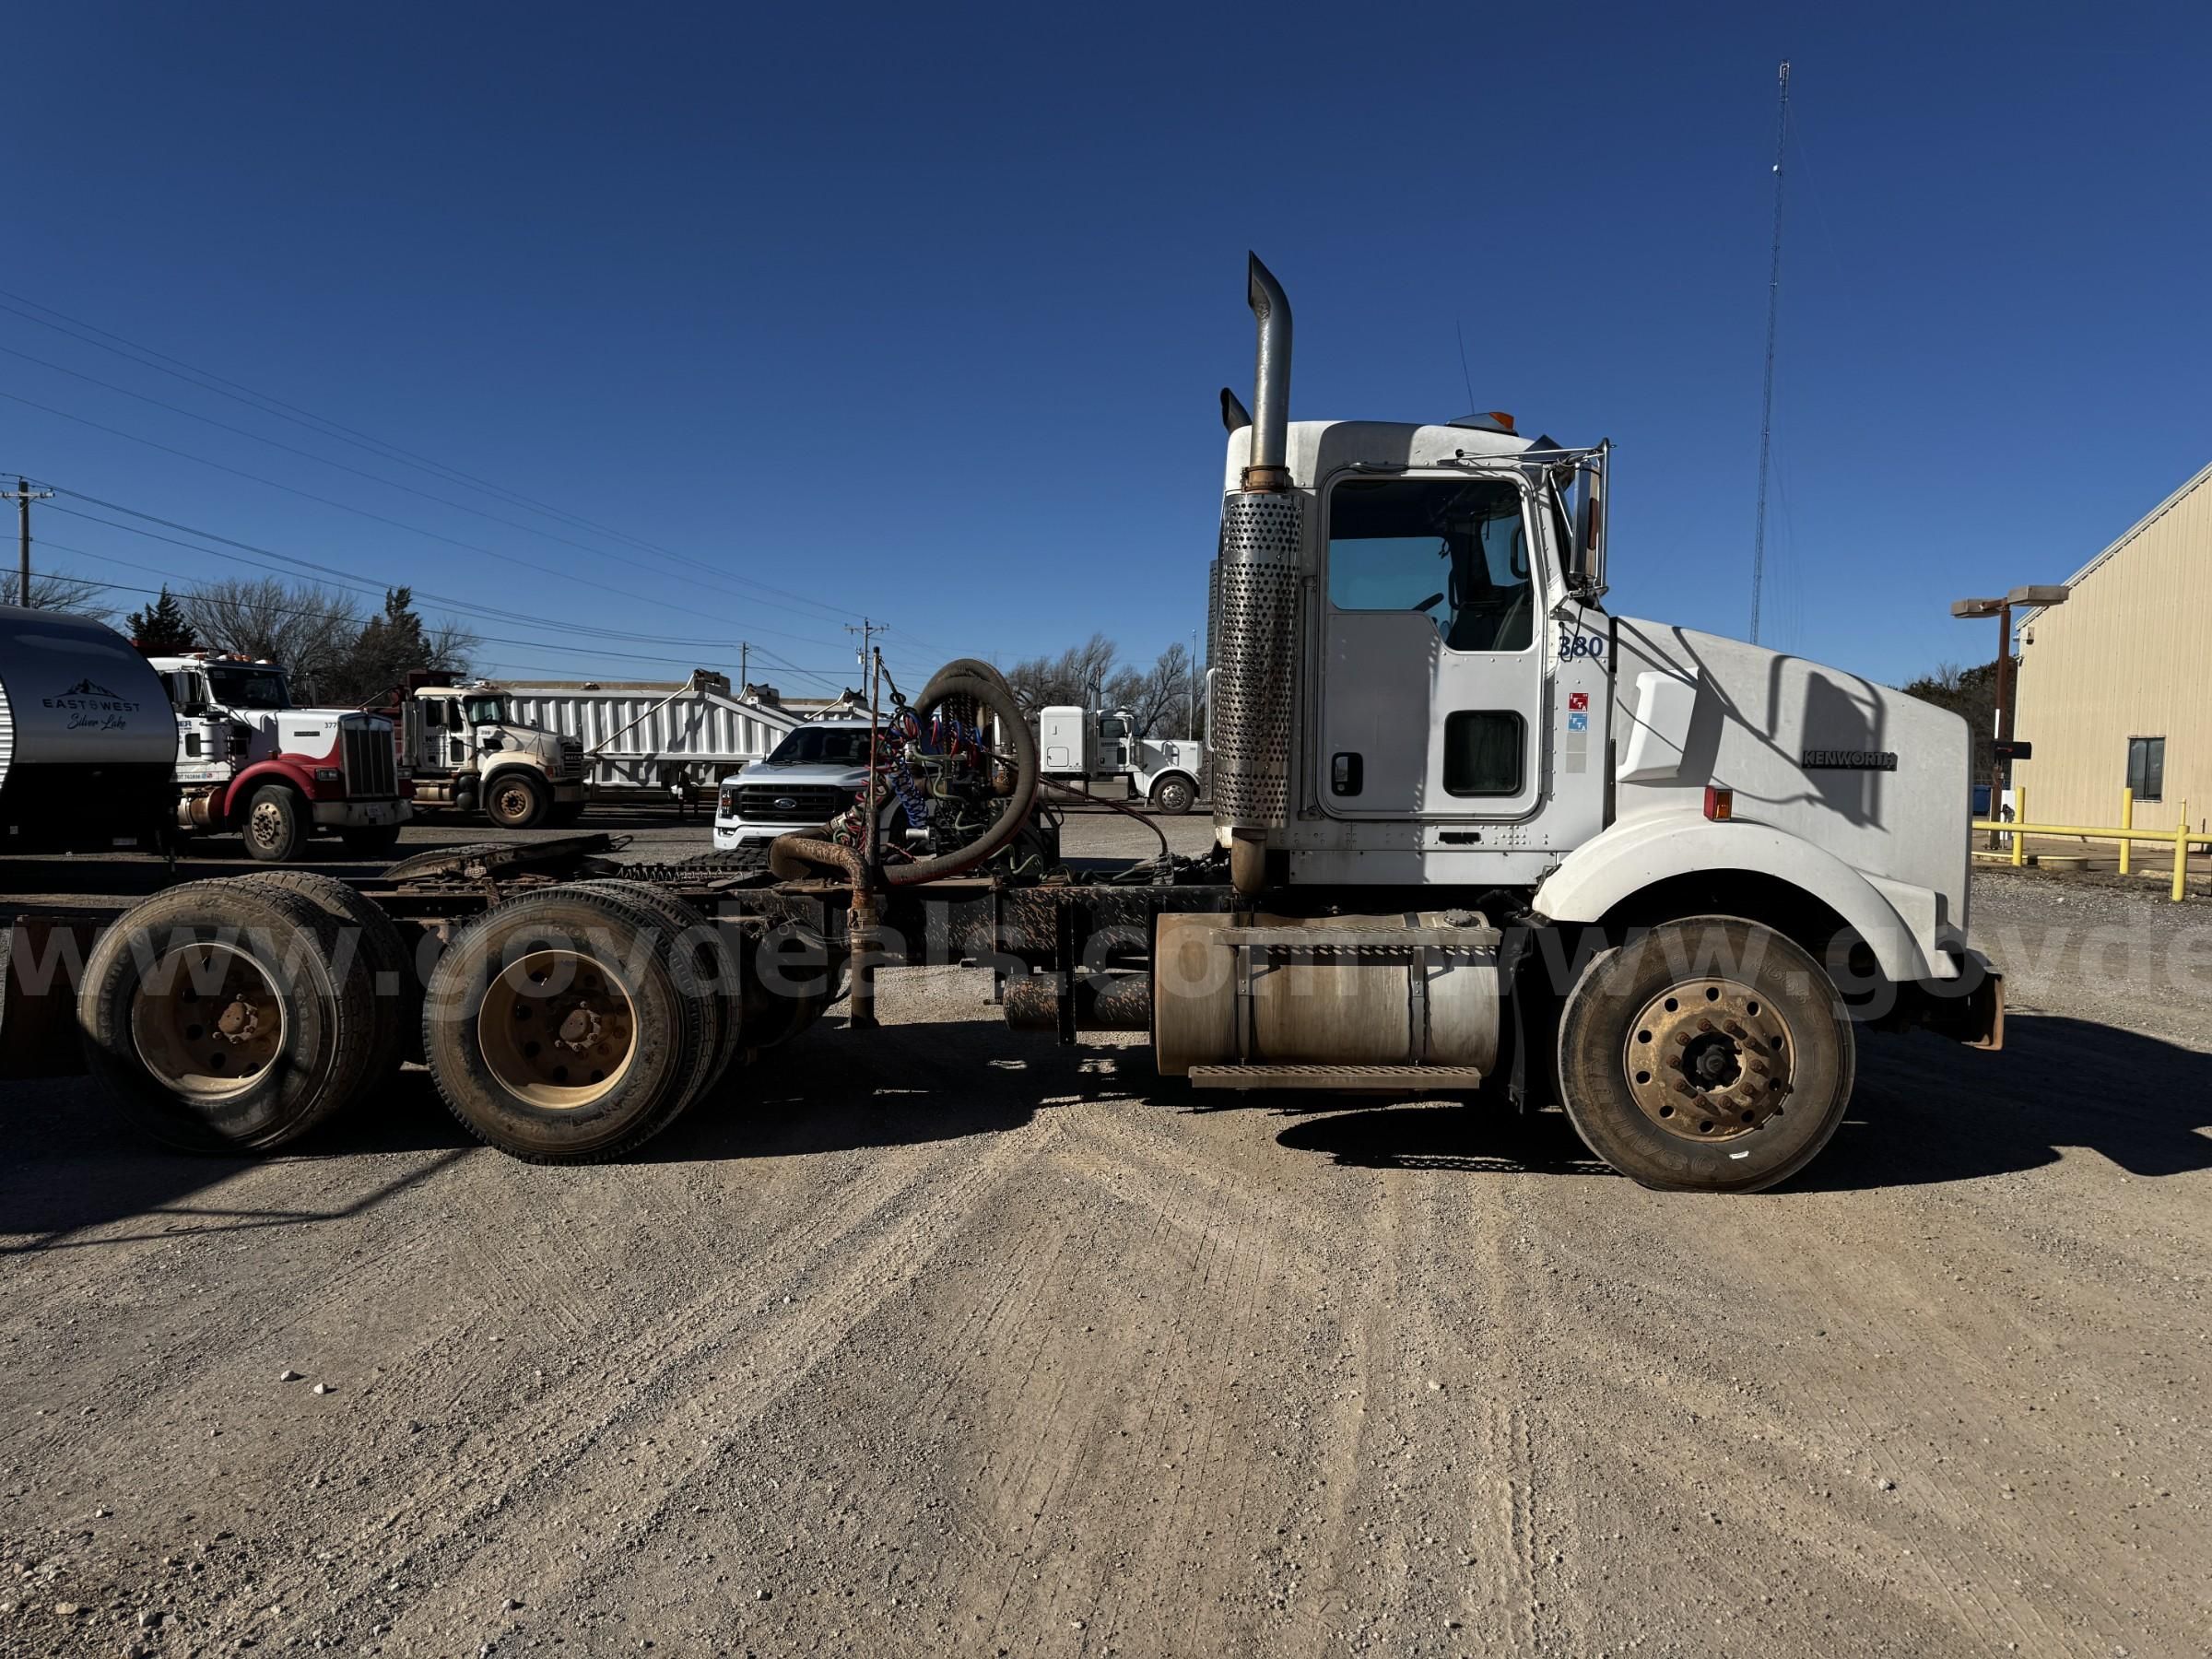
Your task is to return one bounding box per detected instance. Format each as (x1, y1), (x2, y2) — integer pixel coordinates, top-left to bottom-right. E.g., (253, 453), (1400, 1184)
(1326, 477), (1535, 653)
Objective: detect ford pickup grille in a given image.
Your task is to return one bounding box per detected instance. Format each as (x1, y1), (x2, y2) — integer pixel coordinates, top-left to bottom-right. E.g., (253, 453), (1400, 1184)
(342, 719), (399, 799)
(735, 783), (848, 823)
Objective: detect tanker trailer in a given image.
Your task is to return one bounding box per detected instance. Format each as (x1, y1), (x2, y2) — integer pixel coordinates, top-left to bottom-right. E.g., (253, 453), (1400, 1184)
(0, 604), (178, 851)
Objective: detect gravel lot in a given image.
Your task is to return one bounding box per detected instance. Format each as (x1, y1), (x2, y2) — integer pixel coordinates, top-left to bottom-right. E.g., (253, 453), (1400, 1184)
(2, 820), (2206, 1657)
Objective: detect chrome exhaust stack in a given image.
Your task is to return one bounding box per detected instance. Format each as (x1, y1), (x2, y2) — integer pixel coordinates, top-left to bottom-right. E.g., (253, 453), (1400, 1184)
(1241, 253), (1292, 493)
(1207, 253), (1303, 894)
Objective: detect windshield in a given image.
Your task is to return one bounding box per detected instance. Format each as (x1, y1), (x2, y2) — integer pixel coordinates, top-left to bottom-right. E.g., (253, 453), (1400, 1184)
(462, 693), (509, 725)
(764, 726), (875, 767)
(204, 665), (290, 710)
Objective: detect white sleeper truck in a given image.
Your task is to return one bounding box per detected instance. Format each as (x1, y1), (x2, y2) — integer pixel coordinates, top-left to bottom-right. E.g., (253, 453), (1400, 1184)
(1038, 705), (1204, 814)
(31, 255), (1998, 1195)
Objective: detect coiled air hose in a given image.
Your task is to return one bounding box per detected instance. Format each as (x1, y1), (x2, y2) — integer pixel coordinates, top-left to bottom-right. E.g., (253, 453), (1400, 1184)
(769, 657), (1041, 889)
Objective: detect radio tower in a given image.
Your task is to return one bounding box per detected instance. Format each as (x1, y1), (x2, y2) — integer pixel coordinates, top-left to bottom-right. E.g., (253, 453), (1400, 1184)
(1750, 59), (1791, 646)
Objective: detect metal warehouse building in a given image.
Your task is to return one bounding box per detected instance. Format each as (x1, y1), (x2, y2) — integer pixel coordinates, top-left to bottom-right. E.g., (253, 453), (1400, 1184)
(2013, 460), (2212, 838)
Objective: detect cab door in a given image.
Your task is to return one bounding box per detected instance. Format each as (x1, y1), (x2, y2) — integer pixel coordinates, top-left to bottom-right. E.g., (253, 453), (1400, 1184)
(1315, 471), (1545, 824)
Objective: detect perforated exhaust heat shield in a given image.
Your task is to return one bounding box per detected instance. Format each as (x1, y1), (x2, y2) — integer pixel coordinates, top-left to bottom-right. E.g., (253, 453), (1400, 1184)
(1207, 490), (1301, 830)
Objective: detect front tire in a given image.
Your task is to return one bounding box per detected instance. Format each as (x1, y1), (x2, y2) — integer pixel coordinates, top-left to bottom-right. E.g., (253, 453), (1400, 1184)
(484, 770), (550, 830)
(242, 784), (305, 863)
(1555, 915), (1853, 1194)
(1149, 774), (1195, 815)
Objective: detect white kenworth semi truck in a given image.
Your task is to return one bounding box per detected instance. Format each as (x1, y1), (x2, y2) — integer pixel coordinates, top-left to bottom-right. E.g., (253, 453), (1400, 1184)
(7, 257), (1998, 1191)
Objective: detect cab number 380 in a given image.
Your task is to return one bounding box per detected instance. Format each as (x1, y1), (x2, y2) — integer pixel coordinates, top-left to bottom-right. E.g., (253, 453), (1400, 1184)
(1558, 630), (1607, 665)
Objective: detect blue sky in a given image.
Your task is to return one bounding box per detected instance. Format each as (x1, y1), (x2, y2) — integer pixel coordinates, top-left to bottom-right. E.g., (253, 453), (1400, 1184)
(4, 2), (2206, 697)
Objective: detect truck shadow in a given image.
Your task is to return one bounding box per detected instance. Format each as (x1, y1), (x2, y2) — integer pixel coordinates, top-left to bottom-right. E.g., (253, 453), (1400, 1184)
(1266, 1015), (2212, 1192)
(640, 1018), (1143, 1164)
(9, 1012), (2205, 1249)
(1803, 1014), (2212, 1191)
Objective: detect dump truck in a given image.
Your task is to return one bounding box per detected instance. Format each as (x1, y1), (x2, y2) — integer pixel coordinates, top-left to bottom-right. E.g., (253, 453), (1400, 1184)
(1037, 705), (1204, 814)
(3, 256), (2000, 1192)
(368, 672), (588, 829)
(502, 671), (801, 799)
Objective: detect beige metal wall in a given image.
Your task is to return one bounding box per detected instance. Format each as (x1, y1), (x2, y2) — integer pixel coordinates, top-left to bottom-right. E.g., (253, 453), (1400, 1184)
(2013, 461), (2212, 836)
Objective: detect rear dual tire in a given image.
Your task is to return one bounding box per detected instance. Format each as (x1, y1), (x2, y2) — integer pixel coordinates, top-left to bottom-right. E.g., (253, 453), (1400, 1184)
(420, 883), (734, 1162)
(77, 879), (387, 1152)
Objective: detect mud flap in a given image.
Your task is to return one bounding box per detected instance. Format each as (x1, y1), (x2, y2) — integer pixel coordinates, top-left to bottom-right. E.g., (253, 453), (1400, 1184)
(1915, 951), (2004, 1051)
(0, 913), (103, 1079)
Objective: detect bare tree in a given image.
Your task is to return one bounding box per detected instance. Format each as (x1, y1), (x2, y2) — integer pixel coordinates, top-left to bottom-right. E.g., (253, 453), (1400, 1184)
(175, 578), (363, 703)
(1003, 632), (1120, 712)
(1104, 641), (1194, 736)
(18, 567), (116, 623)
(424, 614), (480, 678)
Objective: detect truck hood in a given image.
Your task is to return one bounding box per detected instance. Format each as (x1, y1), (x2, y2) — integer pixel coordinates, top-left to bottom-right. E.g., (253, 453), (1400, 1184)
(1608, 616), (1972, 935)
(734, 758), (870, 788)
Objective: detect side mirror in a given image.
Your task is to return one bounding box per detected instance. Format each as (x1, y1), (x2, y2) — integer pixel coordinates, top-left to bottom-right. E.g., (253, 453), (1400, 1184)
(1570, 440), (1610, 600)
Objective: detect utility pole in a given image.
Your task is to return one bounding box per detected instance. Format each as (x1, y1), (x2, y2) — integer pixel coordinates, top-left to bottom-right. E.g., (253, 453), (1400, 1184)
(5, 478), (54, 607)
(1750, 59), (1791, 645)
(845, 618), (880, 699)
(738, 641), (748, 691)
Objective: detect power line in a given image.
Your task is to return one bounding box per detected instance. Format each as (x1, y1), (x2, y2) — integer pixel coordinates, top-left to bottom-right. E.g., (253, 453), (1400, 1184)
(23, 481), (937, 675)
(0, 391), (914, 643)
(0, 339), (877, 632)
(24, 551), (859, 686)
(0, 285), (948, 641)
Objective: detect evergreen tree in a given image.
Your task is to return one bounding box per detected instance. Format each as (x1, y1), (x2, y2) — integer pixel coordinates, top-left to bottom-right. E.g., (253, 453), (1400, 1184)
(338, 587), (435, 703)
(125, 586), (197, 653)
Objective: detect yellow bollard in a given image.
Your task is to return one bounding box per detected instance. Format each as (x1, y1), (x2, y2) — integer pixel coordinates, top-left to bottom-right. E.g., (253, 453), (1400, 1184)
(2173, 798), (2191, 903)
(2012, 783), (2028, 867)
(2119, 787), (2134, 876)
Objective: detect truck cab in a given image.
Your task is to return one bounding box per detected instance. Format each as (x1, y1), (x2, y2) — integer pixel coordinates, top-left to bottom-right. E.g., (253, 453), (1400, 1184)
(150, 652), (408, 861)
(377, 675), (587, 829)
(1038, 705), (1205, 814)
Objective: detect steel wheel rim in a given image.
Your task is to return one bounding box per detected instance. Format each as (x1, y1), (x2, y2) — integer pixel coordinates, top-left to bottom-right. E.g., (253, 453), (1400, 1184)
(493, 782), (530, 821)
(477, 948), (637, 1110)
(1622, 976), (1795, 1142)
(131, 942), (286, 1100)
(1160, 782), (1190, 811)
(249, 800), (287, 850)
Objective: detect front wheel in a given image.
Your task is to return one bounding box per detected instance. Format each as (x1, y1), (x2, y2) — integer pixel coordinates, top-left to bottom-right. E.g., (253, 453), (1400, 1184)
(1555, 915), (1853, 1194)
(484, 770), (550, 830)
(242, 784), (304, 863)
(1148, 774), (1195, 816)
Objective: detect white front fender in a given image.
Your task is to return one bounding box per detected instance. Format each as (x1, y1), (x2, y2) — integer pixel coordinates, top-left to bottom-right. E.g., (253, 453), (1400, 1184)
(1532, 810), (1942, 982)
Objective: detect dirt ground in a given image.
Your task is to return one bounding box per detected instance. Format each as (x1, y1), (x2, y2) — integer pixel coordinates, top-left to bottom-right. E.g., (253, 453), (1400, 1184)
(2, 824), (2206, 1658)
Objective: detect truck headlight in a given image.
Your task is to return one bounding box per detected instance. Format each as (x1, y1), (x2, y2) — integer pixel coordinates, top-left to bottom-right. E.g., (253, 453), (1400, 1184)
(717, 789), (735, 818)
